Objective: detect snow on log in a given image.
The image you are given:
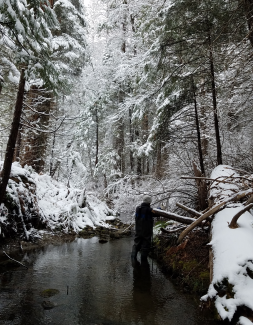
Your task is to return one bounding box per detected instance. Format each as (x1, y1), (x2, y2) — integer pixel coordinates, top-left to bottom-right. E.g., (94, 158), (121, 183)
(152, 208), (196, 224)
(200, 165), (253, 322)
(177, 188), (253, 244)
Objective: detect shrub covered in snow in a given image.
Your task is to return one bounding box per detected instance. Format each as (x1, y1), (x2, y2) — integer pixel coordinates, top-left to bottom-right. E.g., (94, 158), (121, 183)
(0, 162), (115, 240)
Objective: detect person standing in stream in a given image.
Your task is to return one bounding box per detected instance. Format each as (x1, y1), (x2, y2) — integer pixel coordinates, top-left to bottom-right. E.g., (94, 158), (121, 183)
(131, 196), (155, 262)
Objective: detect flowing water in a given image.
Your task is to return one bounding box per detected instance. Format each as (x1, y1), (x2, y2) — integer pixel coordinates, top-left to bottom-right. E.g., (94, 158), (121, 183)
(0, 237), (218, 325)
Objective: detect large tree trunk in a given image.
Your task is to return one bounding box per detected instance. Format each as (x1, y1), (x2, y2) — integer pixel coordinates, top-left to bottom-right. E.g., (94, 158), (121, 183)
(95, 107), (99, 167)
(129, 108), (134, 171)
(193, 162), (208, 211)
(134, 128), (142, 175)
(192, 80), (205, 176)
(49, 131), (56, 176)
(0, 69), (25, 204)
(13, 127), (22, 162)
(208, 34), (222, 165)
(137, 156), (142, 175)
(142, 113), (149, 174)
(155, 139), (162, 179)
(20, 87), (53, 173)
(115, 116), (125, 174)
(121, 0), (127, 53)
(242, 0), (253, 47)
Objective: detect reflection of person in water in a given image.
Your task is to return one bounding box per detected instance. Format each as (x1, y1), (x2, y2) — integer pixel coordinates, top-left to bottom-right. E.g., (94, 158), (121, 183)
(132, 260), (156, 322)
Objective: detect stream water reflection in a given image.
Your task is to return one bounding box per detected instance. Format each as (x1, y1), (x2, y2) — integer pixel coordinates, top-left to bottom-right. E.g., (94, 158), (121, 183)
(0, 237), (218, 325)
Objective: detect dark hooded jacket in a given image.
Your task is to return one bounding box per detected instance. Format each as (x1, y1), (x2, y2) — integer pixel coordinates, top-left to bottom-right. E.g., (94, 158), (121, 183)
(135, 202), (154, 238)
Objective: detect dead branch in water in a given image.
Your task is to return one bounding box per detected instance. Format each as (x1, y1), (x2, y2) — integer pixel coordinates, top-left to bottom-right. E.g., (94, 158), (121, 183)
(3, 251), (28, 269)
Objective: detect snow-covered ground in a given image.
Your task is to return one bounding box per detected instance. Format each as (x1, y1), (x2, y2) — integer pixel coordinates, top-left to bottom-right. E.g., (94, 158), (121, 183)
(201, 165), (253, 323)
(0, 162), (116, 238)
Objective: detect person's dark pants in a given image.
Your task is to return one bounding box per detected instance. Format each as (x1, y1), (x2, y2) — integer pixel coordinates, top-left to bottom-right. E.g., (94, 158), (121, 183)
(132, 234), (152, 259)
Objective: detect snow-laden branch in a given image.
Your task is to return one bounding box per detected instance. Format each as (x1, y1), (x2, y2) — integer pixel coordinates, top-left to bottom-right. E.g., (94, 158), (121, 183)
(152, 208), (196, 224)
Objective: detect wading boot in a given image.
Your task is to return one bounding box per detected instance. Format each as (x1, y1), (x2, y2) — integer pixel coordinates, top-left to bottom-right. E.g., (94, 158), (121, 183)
(141, 253), (148, 264)
(131, 245), (138, 260)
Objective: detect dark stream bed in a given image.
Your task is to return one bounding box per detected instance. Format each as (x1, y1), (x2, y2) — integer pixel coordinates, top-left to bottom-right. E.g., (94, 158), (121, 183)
(0, 236), (219, 325)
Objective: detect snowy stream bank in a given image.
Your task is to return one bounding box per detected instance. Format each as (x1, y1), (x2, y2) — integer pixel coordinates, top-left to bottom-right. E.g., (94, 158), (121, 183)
(0, 162), (116, 240)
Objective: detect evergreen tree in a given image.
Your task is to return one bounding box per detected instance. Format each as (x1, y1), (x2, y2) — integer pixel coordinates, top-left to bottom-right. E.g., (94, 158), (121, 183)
(0, 0), (60, 203)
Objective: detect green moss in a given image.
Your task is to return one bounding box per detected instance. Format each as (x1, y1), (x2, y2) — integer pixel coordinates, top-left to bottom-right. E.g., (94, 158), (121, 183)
(199, 271), (210, 281)
(40, 289), (60, 298)
(192, 279), (202, 292)
(179, 260), (198, 272)
(154, 220), (173, 228)
(172, 260), (177, 271)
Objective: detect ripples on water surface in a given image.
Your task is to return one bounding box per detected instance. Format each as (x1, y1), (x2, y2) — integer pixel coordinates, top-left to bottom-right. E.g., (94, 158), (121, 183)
(0, 237), (218, 325)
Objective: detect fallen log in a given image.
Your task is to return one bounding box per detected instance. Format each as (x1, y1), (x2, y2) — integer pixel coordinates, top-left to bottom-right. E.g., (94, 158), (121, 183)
(201, 166), (253, 322)
(176, 202), (201, 218)
(181, 176), (235, 185)
(177, 188), (253, 244)
(152, 208), (196, 225)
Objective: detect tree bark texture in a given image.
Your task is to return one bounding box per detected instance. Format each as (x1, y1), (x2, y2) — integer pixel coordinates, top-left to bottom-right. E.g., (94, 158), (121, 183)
(155, 140), (162, 179)
(121, 0), (127, 53)
(208, 34), (222, 165)
(243, 0), (253, 47)
(0, 69), (25, 204)
(192, 81), (205, 175)
(115, 116), (125, 174)
(193, 162), (208, 211)
(19, 86), (53, 173)
(13, 127), (22, 162)
(142, 113), (149, 174)
(95, 107), (99, 167)
(49, 131), (56, 176)
(129, 108), (134, 171)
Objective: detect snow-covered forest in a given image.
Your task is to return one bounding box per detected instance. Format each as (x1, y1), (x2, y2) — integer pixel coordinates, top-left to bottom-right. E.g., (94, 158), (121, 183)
(1, 0), (253, 213)
(1, 0), (253, 323)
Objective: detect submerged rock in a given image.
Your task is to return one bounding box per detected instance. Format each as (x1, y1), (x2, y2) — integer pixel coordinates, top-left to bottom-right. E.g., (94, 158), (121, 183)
(41, 300), (57, 310)
(110, 232), (121, 239)
(99, 235), (109, 243)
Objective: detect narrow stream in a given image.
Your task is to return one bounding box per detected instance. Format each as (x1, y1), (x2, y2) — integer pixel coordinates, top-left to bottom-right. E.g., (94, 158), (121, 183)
(0, 237), (218, 325)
